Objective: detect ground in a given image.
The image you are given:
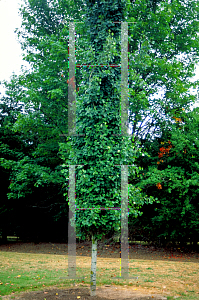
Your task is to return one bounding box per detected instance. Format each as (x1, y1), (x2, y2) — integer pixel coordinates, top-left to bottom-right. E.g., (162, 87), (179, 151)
(0, 239), (198, 300)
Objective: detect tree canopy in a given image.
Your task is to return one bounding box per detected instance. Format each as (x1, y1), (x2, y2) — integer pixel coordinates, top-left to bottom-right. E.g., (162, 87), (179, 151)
(0, 0), (198, 250)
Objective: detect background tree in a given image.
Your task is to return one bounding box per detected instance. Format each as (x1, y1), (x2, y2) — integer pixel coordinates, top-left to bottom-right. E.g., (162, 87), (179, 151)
(0, 76), (29, 242)
(0, 0), (88, 203)
(0, 0), (92, 242)
(130, 107), (199, 248)
(125, 0), (199, 246)
(126, 0), (199, 141)
(0, 74), (68, 242)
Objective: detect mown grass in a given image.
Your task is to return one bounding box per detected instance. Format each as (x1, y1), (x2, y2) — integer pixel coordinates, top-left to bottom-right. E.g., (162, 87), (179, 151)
(0, 251), (199, 300)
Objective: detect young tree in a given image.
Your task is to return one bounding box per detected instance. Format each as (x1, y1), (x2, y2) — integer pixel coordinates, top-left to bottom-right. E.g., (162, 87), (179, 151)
(60, 0), (156, 296)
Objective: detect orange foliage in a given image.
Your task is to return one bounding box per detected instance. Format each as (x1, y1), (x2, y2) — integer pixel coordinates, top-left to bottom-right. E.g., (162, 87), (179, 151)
(158, 142), (172, 159)
(156, 183), (162, 189)
(173, 116), (182, 123)
(157, 141), (173, 164)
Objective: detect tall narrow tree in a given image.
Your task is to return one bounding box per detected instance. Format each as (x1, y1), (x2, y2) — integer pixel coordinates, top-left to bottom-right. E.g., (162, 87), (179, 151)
(59, 0), (155, 296)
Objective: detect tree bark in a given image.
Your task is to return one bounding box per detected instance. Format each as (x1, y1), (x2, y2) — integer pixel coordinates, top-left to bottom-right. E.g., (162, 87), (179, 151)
(90, 234), (97, 296)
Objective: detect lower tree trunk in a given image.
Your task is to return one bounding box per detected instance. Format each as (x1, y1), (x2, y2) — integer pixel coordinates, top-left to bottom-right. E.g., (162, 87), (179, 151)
(90, 234), (97, 296)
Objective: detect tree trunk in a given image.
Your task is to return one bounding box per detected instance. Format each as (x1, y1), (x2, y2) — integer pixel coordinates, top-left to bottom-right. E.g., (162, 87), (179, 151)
(90, 234), (97, 296)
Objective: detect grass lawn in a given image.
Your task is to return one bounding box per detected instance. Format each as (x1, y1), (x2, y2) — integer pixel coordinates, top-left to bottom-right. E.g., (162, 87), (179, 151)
(0, 241), (199, 299)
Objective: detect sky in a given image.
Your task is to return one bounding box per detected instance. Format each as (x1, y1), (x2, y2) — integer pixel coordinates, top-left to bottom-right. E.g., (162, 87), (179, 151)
(0, 0), (198, 102)
(0, 0), (29, 96)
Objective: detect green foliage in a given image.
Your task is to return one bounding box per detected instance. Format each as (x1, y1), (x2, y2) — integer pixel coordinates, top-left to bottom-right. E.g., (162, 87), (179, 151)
(0, 79), (32, 238)
(126, 0), (199, 139)
(0, 0), (198, 245)
(60, 0), (158, 242)
(133, 108), (199, 245)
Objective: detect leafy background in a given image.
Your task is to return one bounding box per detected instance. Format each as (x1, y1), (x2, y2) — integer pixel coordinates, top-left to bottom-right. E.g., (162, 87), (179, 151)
(0, 0), (199, 247)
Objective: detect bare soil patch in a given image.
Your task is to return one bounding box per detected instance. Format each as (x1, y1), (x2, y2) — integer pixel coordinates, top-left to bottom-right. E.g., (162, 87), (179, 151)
(1, 285), (167, 300)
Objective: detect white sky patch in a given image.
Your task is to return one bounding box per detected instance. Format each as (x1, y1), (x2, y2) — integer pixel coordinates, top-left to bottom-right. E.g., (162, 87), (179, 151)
(0, 0), (30, 96)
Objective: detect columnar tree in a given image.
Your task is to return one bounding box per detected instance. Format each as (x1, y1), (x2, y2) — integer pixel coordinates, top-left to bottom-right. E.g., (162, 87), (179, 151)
(61, 0), (127, 295)
(59, 0), (156, 296)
